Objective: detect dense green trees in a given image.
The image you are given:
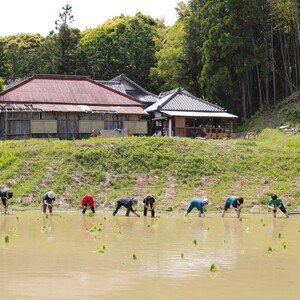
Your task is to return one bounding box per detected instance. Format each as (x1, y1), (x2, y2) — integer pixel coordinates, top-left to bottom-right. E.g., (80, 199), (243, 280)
(79, 13), (160, 87)
(0, 1), (299, 120)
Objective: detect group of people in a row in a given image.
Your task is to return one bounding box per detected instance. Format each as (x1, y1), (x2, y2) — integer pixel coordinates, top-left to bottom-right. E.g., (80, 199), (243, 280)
(1, 188), (289, 218)
(184, 194), (289, 218)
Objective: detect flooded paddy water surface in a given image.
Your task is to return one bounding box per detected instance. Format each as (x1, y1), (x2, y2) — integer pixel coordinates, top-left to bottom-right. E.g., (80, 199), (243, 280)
(1, 211), (300, 300)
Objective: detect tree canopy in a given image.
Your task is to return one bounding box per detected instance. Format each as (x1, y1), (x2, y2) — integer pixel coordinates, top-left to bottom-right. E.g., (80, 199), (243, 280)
(0, 1), (299, 121)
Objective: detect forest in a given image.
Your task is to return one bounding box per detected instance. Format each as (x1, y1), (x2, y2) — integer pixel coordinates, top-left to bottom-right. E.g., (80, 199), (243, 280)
(0, 0), (299, 121)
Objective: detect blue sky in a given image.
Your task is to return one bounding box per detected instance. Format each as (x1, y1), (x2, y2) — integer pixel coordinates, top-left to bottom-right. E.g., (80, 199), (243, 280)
(0, 0), (182, 37)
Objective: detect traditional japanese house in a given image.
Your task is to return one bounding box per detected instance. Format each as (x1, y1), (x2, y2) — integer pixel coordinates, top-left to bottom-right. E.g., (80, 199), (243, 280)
(0, 74), (148, 139)
(145, 87), (238, 139)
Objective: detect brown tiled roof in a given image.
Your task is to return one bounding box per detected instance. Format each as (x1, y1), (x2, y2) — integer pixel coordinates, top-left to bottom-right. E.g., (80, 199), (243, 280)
(0, 74), (144, 107)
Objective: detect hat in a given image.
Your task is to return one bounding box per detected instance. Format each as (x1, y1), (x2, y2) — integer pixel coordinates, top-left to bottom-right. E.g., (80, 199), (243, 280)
(48, 191), (55, 199)
(202, 198), (209, 204)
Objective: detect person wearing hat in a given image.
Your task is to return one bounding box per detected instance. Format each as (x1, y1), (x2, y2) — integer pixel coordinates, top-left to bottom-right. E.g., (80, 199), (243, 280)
(184, 198), (209, 217)
(81, 194), (95, 214)
(113, 197), (140, 217)
(42, 191), (55, 214)
(221, 196), (244, 218)
(143, 194), (155, 217)
(0, 189), (13, 214)
(267, 194), (289, 218)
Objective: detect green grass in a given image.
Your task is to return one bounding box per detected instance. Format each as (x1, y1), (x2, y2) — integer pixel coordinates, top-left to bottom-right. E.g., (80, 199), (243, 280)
(0, 130), (299, 213)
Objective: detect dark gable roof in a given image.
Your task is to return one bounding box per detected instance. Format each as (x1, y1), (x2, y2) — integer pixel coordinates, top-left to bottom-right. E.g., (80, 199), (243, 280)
(104, 73), (159, 103)
(146, 87), (225, 112)
(0, 74), (143, 106)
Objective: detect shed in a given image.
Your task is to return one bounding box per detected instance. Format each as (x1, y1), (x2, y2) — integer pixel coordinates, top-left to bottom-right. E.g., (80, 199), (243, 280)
(0, 74), (148, 139)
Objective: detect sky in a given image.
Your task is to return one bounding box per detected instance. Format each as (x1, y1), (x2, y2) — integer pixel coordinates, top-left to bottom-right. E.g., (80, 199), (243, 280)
(0, 0), (182, 37)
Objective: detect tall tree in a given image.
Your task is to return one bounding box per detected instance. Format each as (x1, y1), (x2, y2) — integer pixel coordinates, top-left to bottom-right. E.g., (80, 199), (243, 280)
(0, 39), (8, 80)
(51, 4), (81, 74)
(150, 2), (197, 93)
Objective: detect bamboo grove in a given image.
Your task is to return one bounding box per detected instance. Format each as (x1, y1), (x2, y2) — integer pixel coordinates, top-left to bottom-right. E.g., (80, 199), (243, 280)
(0, 1), (299, 120)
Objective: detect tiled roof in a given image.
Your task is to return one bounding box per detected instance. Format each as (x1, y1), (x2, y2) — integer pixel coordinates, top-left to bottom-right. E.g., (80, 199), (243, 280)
(97, 80), (126, 94)
(0, 74), (143, 108)
(146, 87), (225, 113)
(108, 74), (159, 103)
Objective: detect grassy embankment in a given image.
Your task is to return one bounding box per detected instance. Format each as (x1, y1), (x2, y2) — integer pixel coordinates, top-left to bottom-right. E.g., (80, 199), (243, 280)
(0, 129), (299, 214)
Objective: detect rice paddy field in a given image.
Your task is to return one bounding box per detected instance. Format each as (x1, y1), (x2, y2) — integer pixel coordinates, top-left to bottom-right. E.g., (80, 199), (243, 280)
(1, 211), (300, 300)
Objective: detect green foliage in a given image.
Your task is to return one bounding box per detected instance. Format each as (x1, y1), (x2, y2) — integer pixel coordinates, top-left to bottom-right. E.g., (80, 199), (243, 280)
(0, 132), (299, 211)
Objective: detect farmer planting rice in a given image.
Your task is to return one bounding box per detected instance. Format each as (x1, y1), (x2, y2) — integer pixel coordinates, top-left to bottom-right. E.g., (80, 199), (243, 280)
(221, 196), (244, 218)
(113, 197), (140, 217)
(81, 194), (95, 214)
(0, 189), (13, 215)
(143, 194), (155, 217)
(184, 198), (209, 217)
(267, 194), (289, 218)
(42, 191), (55, 214)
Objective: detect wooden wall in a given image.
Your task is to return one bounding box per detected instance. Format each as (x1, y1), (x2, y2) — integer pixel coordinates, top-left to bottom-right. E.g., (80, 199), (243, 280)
(0, 111), (148, 140)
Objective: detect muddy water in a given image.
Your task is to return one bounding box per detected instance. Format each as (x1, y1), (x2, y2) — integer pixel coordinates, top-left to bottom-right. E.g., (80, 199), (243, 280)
(0, 212), (300, 300)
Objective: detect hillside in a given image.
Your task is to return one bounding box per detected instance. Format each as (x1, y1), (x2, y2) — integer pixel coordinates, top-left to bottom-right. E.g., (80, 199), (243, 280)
(1, 130), (300, 215)
(238, 91), (300, 132)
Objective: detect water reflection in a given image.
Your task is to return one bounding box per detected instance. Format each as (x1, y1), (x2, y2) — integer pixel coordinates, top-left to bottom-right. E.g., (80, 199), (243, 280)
(1, 212), (300, 300)
(41, 214), (54, 241)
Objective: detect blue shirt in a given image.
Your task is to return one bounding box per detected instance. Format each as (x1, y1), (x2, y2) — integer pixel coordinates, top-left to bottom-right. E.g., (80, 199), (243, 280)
(187, 198), (205, 213)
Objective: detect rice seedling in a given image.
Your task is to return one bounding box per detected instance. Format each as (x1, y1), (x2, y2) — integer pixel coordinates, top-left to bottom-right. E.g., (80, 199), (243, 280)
(192, 239), (197, 246)
(278, 232), (282, 238)
(282, 241), (287, 249)
(132, 253), (137, 260)
(4, 235), (9, 243)
(181, 253), (184, 259)
(97, 244), (106, 254)
(268, 246), (275, 253)
(210, 263), (218, 272)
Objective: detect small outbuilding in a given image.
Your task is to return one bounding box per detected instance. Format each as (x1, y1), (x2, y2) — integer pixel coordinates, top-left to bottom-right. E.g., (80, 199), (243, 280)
(0, 74), (148, 139)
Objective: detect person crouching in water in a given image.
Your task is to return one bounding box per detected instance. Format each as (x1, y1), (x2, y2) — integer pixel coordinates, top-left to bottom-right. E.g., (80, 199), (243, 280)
(268, 194), (289, 218)
(221, 196), (244, 218)
(143, 194), (155, 217)
(42, 191), (55, 214)
(184, 198), (209, 217)
(81, 194), (95, 214)
(1, 189), (13, 215)
(113, 197), (140, 217)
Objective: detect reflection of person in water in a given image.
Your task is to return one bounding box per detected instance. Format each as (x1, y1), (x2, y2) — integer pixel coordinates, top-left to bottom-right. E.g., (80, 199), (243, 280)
(41, 214), (54, 241)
